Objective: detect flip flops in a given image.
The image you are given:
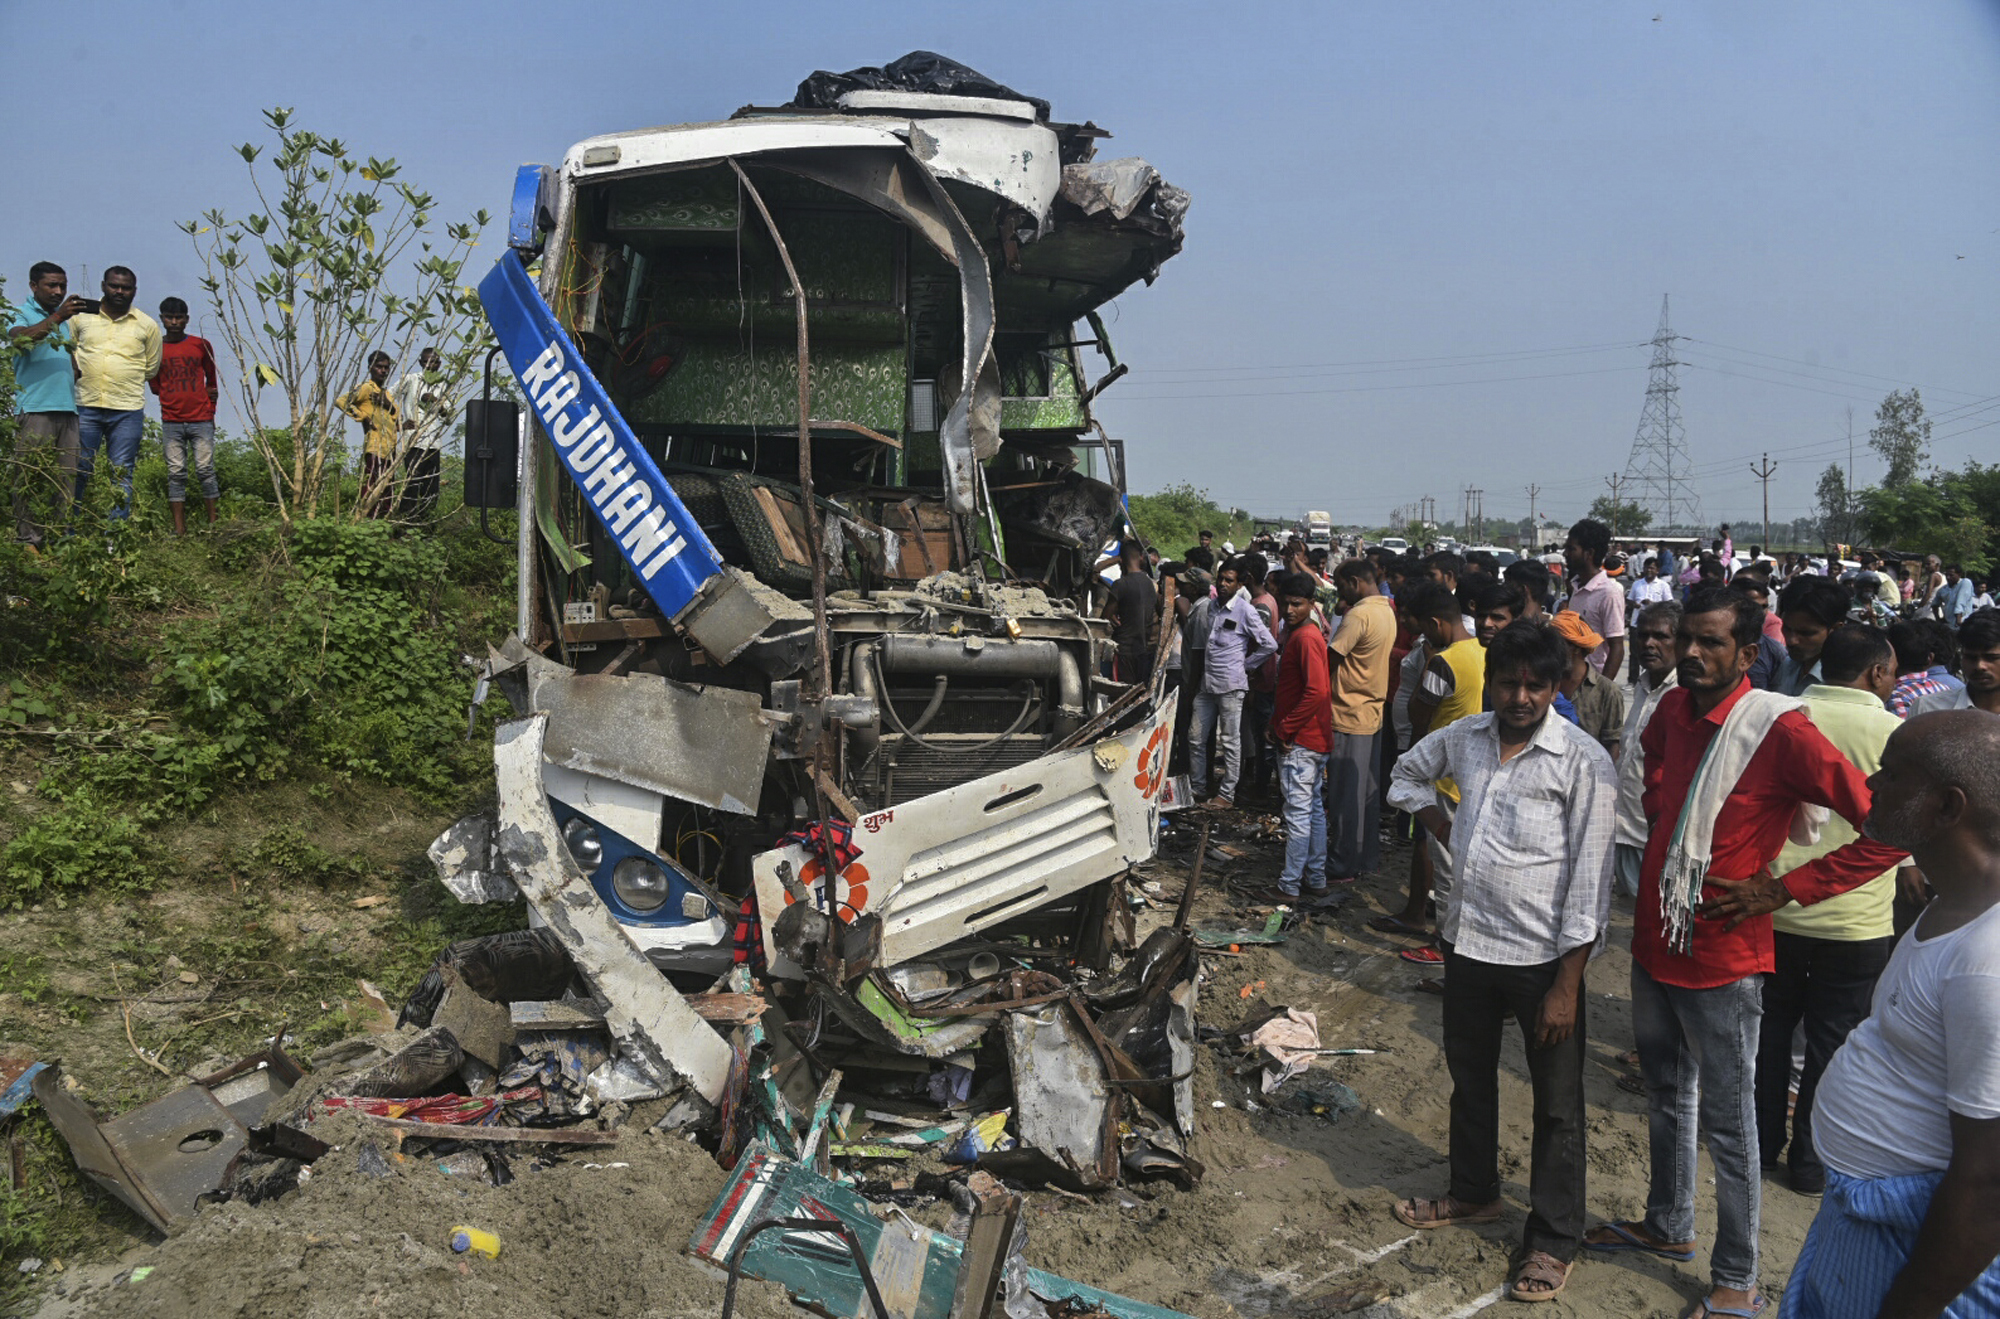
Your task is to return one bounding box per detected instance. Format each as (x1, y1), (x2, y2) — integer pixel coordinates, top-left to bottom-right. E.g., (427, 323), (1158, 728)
(1582, 1220), (1697, 1262)
(1398, 946), (1444, 965)
(1684, 1296), (1768, 1319)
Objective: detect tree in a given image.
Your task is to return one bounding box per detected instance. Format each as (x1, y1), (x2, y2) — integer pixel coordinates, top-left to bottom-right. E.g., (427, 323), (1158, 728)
(1814, 463), (1857, 548)
(1125, 483), (1253, 556)
(1869, 388), (1931, 490)
(184, 108), (493, 522)
(1863, 479), (1990, 571)
(1587, 496), (1652, 539)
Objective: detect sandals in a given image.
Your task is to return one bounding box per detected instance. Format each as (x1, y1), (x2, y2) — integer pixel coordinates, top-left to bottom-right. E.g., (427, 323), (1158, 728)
(1508, 1250), (1573, 1303)
(1582, 1220), (1696, 1261)
(1398, 946), (1444, 965)
(1391, 1195), (1502, 1230)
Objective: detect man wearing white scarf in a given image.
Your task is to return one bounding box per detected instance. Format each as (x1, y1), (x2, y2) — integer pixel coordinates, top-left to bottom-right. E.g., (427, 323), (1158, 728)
(1583, 586), (1907, 1319)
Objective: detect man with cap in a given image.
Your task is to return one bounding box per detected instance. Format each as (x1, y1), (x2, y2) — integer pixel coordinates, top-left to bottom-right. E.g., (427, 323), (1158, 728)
(1554, 611), (1626, 757)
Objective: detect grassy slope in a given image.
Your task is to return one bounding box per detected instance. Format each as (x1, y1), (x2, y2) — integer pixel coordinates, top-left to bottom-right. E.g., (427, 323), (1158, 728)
(0, 452), (525, 1298)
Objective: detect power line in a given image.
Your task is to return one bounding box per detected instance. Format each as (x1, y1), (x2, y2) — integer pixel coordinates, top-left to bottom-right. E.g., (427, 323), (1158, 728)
(1682, 337), (1991, 403)
(1131, 340), (1645, 376)
(1114, 362), (1645, 403)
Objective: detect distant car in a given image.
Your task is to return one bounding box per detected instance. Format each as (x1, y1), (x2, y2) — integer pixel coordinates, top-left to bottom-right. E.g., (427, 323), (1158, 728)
(1466, 544), (1518, 568)
(1379, 537), (1409, 554)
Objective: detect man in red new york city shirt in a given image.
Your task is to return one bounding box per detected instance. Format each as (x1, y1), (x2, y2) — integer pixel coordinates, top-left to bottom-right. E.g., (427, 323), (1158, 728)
(1583, 585), (1905, 1319)
(150, 296), (220, 535)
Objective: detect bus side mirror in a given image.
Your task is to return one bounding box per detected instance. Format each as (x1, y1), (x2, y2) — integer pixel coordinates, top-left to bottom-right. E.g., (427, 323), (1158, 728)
(463, 399), (519, 509)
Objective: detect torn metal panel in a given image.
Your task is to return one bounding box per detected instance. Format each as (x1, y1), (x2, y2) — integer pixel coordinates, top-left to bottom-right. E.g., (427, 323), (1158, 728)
(753, 704), (1169, 971)
(904, 117), (1061, 230)
(493, 713), (733, 1103)
(527, 664), (773, 817)
(193, 1050), (305, 1129)
(996, 1002), (1118, 1191)
(428, 813), (518, 904)
(692, 1144), (1197, 1319)
(34, 1066), (246, 1235)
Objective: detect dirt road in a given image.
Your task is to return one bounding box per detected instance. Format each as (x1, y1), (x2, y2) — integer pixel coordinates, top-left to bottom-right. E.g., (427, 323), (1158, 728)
(23, 819), (1821, 1319)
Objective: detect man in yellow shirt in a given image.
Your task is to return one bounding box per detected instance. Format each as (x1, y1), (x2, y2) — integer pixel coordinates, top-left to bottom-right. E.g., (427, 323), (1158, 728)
(1326, 558), (1397, 884)
(1757, 623), (1907, 1197)
(70, 267), (161, 522)
(1389, 580), (1485, 966)
(336, 351), (400, 518)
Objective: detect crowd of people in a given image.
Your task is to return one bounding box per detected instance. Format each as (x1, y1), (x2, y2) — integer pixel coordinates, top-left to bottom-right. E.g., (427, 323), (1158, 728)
(8, 260), (452, 543)
(1109, 516), (2000, 1316)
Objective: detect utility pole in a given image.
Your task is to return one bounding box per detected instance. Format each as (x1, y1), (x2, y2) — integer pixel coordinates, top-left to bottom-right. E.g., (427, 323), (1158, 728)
(1749, 453), (1777, 553)
(1472, 489), (1484, 542)
(1525, 484), (1540, 553)
(1604, 473), (1625, 539)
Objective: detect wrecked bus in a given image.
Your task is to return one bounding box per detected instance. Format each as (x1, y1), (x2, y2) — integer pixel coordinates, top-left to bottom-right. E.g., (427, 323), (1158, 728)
(434, 56), (1189, 1060)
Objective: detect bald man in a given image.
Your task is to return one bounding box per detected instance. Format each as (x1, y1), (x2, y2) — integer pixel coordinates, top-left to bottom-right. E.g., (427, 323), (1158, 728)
(1785, 711), (2000, 1319)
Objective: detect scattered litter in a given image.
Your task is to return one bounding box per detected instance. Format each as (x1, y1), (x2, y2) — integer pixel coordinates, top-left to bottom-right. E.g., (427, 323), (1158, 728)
(1239, 981), (1266, 1000)
(350, 895), (391, 909)
(0, 1059), (47, 1118)
(16, 1257), (41, 1275)
(1274, 1082), (1363, 1124)
(449, 1226), (501, 1259)
(1194, 909), (1292, 948)
(1245, 1008), (1322, 1093)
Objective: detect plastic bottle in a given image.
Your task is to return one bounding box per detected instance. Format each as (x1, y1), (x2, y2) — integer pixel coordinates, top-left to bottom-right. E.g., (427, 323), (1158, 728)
(450, 1226), (501, 1259)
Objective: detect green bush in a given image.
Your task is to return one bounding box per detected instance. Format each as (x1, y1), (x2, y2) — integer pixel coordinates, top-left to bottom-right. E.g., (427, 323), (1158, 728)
(0, 792), (151, 908)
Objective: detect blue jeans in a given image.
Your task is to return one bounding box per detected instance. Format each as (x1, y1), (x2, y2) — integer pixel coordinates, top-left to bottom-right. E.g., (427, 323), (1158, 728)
(1277, 744), (1328, 895)
(1631, 962), (1765, 1293)
(161, 420), (219, 501)
(1191, 688), (1245, 802)
(76, 406), (145, 520)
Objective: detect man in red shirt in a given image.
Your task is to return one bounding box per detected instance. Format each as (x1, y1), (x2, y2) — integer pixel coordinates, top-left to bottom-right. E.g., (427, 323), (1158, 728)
(149, 297), (220, 535)
(1265, 570), (1333, 902)
(1583, 586), (1905, 1319)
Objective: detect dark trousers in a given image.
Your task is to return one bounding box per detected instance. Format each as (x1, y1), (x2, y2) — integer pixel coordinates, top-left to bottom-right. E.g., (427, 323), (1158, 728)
(1442, 945), (1587, 1261)
(400, 448), (441, 522)
(1171, 649), (1205, 776)
(1324, 729), (1381, 879)
(1755, 931), (1894, 1179)
(1244, 689), (1276, 794)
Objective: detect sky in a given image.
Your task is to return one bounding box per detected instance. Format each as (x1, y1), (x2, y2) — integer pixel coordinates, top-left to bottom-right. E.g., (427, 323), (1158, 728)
(8, 0), (1999, 535)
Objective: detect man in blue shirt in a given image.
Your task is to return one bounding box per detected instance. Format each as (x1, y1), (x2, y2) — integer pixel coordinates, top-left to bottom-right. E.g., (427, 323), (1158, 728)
(8, 261), (84, 548)
(1192, 556), (1277, 810)
(1940, 564), (1978, 627)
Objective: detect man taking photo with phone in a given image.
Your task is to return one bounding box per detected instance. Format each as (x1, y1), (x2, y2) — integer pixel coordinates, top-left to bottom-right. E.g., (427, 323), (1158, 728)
(7, 261), (86, 548)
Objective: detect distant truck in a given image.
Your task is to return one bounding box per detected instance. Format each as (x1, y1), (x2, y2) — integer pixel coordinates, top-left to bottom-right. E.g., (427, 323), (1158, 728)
(1303, 511), (1333, 554)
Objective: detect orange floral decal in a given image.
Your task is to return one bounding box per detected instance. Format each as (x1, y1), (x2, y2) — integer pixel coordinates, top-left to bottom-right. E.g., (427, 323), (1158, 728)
(1132, 723), (1169, 799)
(789, 858), (872, 923)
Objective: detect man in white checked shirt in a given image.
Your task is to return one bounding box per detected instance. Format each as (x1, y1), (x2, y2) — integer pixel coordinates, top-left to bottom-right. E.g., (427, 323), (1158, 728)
(1386, 620), (1618, 1304)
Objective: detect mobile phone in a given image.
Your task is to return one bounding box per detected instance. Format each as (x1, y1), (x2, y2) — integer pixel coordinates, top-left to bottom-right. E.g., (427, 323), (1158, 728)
(74, 298), (101, 315)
